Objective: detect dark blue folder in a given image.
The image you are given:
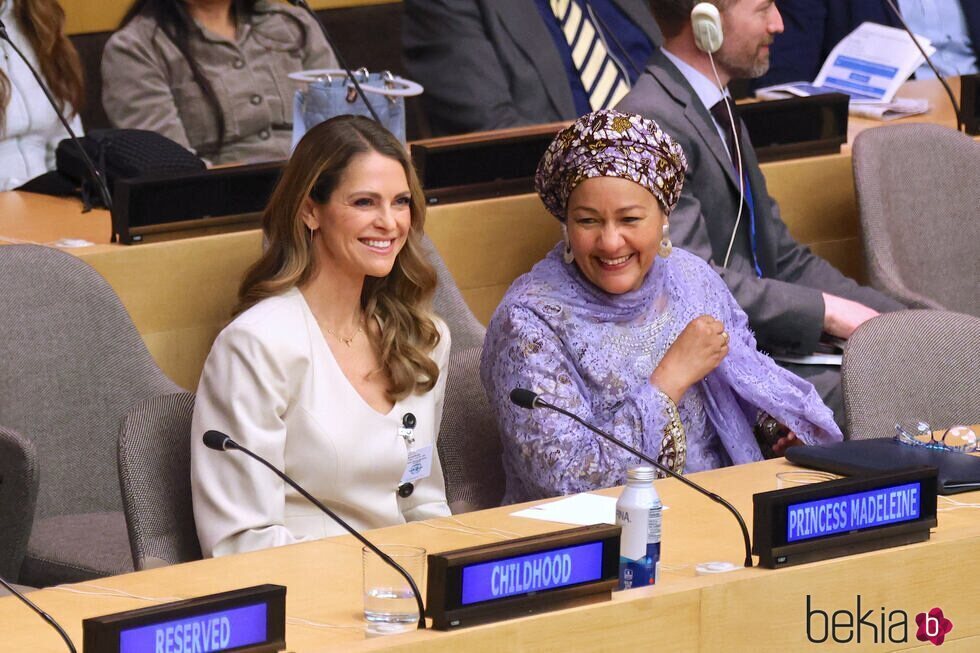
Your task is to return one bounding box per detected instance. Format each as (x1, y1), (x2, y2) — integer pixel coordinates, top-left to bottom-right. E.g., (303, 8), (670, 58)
(787, 439), (980, 495)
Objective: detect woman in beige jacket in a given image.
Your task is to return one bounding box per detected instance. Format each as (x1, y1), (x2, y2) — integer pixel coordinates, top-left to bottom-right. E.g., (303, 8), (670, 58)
(191, 115), (451, 557)
(102, 0), (337, 165)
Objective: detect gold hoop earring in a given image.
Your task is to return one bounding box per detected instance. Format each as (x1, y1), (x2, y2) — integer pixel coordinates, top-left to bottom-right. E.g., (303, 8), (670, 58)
(659, 223), (672, 258)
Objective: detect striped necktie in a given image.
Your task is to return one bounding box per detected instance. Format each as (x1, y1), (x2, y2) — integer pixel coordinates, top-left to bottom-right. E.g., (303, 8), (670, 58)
(550, 0), (631, 111)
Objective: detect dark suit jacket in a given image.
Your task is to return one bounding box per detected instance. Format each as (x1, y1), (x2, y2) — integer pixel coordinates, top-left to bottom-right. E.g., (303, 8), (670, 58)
(755, 0), (980, 88)
(618, 49), (904, 354)
(402, 0), (662, 136)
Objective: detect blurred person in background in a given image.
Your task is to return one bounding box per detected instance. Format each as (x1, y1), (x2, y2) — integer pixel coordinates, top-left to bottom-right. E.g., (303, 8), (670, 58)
(102, 0), (337, 165)
(0, 0), (84, 191)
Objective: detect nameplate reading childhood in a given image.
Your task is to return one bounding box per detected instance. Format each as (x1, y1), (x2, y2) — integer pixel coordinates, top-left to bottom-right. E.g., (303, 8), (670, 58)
(83, 585), (286, 653)
(427, 524), (620, 630)
(461, 541), (605, 605)
(753, 468), (937, 568)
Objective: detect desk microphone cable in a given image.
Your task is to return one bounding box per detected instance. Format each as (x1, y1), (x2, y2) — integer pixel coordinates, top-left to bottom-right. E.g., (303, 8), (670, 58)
(0, 575), (77, 652)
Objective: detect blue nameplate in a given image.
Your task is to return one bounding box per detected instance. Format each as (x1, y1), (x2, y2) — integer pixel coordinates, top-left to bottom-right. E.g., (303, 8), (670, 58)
(753, 468), (938, 568)
(460, 540), (606, 605)
(83, 585), (285, 653)
(427, 524), (620, 630)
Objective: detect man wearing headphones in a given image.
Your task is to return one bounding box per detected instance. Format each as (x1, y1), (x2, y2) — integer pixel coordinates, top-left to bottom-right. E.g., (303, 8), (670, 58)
(618, 0), (905, 428)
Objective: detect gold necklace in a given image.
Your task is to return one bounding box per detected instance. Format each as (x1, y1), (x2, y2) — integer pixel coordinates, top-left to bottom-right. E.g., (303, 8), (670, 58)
(322, 316), (364, 348)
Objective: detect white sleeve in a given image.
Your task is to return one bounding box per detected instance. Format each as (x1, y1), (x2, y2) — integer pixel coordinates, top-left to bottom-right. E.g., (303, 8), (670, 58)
(190, 323), (311, 557)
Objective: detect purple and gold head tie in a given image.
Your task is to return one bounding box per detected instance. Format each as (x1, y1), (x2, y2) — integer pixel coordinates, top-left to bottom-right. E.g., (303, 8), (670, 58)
(535, 109), (688, 221)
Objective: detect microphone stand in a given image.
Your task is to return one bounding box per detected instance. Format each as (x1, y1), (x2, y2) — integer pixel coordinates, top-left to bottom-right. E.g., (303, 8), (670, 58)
(882, 0), (963, 132)
(204, 432), (426, 629)
(286, 0), (383, 125)
(512, 389), (754, 567)
(0, 575), (77, 652)
(0, 19), (113, 211)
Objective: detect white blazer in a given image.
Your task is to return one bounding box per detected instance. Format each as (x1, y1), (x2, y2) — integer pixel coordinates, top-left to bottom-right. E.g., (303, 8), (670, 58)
(191, 287), (452, 557)
(0, 3), (83, 191)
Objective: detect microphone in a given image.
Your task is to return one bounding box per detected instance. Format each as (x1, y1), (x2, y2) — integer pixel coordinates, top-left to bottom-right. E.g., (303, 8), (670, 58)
(0, 18), (114, 210)
(284, 0), (383, 125)
(882, 0), (963, 132)
(201, 430), (426, 629)
(509, 388), (754, 567)
(0, 576), (77, 652)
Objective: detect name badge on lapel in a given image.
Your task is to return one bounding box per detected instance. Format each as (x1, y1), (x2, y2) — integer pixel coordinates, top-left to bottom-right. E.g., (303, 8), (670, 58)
(401, 445), (434, 485)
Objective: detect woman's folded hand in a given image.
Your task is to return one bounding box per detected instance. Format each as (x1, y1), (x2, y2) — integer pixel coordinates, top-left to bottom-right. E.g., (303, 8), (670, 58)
(650, 315), (729, 403)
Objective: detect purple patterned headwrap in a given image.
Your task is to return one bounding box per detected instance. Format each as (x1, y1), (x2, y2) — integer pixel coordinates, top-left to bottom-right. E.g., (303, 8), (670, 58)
(535, 109), (688, 221)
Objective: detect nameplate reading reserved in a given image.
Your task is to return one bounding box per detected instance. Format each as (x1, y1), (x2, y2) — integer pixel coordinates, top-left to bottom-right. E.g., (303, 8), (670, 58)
(83, 584), (286, 653)
(753, 468), (938, 568)
(426, 523), (620, 630)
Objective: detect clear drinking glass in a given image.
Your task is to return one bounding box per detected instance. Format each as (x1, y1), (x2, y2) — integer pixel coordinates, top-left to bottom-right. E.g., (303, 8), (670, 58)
(362, 544), (425, 626)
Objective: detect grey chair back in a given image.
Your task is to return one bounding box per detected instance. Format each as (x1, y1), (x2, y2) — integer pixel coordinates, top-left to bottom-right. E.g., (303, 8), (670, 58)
(0, 245), (181, 585)
(118, 392), (201, 569)
(422, 236), (505, 512)
(0, 427), (38, 582)
(852, 124), (980, 316)
(842, 310), (980, 439)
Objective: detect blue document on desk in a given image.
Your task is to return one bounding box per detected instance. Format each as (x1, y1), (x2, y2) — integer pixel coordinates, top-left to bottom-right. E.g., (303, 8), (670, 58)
(755, 23), (934, 119)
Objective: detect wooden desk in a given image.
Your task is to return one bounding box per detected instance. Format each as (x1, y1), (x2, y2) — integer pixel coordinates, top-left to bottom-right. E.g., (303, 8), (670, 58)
(845, 77), (962, 147)
(2, 457), (978, 651)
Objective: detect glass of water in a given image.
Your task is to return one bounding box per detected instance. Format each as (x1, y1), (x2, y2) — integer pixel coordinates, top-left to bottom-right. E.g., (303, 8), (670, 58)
(362, 544), (425, 627)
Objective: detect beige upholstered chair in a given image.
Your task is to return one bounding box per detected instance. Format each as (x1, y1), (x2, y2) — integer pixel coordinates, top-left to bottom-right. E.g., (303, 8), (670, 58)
(0, 245), (182, 586)
(841, 310), (980, 440)
(852, 124), (980, 316)
(117, 392), (201, 570)
(423, 236), (505, 512)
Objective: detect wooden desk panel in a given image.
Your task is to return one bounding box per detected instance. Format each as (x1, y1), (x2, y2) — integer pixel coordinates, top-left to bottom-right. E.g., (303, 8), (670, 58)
(0, 192), (110, 247)
(63, 0), (396, 35)
(2, 459), (978, 652)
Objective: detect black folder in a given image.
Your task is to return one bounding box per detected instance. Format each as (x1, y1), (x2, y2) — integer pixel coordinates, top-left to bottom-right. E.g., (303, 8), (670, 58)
(786, 439), (980, 495)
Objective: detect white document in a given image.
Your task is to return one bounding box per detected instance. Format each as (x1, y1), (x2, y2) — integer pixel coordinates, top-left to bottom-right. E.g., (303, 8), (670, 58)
(511, 493), (670, 526)
(771, 353), (843, 367)
(813, 23), (933, 103)
(511, 493), (619, 526)
(754, 22), (935, 116)
(847, 97), (930, 120)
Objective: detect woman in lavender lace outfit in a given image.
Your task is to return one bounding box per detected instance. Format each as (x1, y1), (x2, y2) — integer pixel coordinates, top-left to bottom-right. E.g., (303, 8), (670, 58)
(480, 109), (842, 504)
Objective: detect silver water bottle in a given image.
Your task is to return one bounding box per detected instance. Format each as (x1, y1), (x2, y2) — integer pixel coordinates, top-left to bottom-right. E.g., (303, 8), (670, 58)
(615, 465), (662, 590)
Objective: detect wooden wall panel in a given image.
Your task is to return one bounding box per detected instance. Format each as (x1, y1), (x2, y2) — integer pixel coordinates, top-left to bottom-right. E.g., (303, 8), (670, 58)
(62, 0), (398, 35)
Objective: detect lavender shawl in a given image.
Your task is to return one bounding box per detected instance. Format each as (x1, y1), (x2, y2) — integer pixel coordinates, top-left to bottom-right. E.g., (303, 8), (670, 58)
(480, 244), (842, 503)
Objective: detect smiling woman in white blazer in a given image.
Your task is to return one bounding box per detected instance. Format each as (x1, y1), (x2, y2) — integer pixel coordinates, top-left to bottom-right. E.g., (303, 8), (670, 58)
(191, 115), (451, 557)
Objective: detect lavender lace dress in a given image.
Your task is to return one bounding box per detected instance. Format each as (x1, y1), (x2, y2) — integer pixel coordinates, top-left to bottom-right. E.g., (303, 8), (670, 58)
(481, 244), (842, 503)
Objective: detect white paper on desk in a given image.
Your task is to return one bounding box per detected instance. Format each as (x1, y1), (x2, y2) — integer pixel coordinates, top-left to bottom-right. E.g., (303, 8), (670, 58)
(512, 493), (672, 526)
(814, 23), (934, 103)
(771, 353), (843, 367)
(848, 97), (930, 121)
(511, 494), (619, 525)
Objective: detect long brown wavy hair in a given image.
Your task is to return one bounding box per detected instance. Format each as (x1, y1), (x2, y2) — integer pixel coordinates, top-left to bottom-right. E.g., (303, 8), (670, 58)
(0, 0), (84, 135)
(237, 115), (441, 402)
